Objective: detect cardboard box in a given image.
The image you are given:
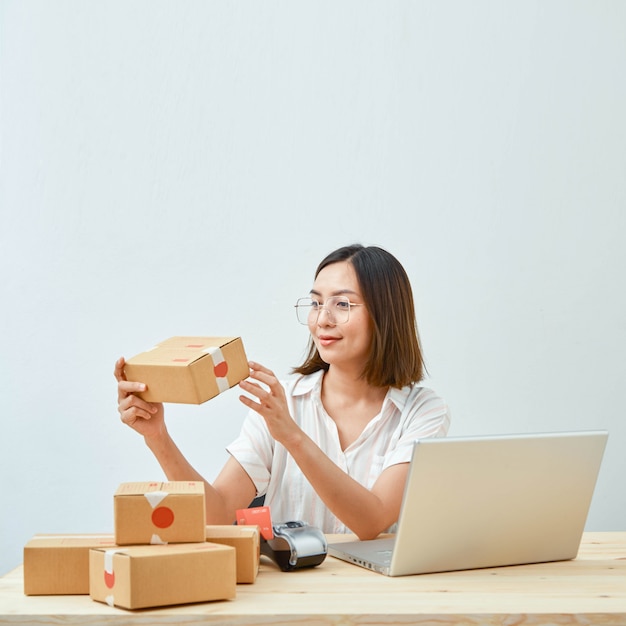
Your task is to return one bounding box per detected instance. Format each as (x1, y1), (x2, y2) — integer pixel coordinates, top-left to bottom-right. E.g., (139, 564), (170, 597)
(89, 542), (236, 609)
(205, 525), (260, 583)
(124, 336), (249, 404)
(23, 534), (116, 595)
(114, 481), (206, 545)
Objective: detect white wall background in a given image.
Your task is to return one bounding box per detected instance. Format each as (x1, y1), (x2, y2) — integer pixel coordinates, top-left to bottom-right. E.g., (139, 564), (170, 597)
(1, 1), (625, 576)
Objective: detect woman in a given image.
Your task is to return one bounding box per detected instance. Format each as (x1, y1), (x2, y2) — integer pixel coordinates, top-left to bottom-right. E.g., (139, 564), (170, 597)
(115, 244), (449, 540)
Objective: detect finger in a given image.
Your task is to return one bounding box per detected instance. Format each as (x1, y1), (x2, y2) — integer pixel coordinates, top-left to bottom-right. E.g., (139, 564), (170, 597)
(117, 379), (147, 402)
(238, 379), (269, 402)
(118, 380), (146, 394)
(238, 394), (257, 412)
(114, 357), (127, 382)
(248, 361), (275, 377)
(120, 404), (155, 424)
(238, 393), (274, 415)
(119, 394), (158, 418)
(247, 368), (279, 390)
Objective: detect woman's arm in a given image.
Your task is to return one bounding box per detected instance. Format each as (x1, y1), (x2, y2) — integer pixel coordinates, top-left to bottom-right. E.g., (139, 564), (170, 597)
(144, 429), (257, 524)
(280, 432), (409, 539)
(115, 357), (256, 523)
(238, 362), (408, 539)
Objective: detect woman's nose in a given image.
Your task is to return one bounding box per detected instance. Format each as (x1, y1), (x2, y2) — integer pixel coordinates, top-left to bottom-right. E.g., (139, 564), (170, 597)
(316, 306), (335, 326)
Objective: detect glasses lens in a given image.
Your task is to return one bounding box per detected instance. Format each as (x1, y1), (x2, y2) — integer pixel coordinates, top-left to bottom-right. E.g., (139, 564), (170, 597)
(295, 296), (352, 325)
(327, 296), (351, 324)
(295, 298), (315, 325)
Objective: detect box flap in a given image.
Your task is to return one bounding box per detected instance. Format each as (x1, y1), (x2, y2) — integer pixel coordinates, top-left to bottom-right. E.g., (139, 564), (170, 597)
(115, 481), (204, 496)
(92, 543), (233, 558)
(205, 525), (259, 539)
(25, 534), (115, 548)
(126, 338), (240, 367)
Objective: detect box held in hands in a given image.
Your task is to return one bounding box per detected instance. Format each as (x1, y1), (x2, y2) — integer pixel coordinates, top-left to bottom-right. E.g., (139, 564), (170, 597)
(114, 481), (206, 545)
(89, 542), (236, 609)
(124, 336), (249, 404)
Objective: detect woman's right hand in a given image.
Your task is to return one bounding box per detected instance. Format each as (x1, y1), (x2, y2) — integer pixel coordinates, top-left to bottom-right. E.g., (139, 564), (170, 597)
(114, 357), (166, 441)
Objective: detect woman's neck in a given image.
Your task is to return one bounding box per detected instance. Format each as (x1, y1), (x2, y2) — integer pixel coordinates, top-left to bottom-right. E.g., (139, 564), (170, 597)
(320, 366), (388, 450)
(321, 365), (388, 406)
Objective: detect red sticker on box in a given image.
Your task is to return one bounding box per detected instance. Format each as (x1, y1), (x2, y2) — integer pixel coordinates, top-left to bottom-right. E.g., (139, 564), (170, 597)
(205, 347), (230, 393)
(214, 361), (229, 378)
(103, 549), (121, 590)
(236, 505), (274, 540)
(104, 570), (115, 589)
(152, 506), (175, 528)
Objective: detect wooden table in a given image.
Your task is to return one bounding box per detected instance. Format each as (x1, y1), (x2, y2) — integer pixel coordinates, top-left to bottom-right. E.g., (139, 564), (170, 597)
(1, 532), (625, 625)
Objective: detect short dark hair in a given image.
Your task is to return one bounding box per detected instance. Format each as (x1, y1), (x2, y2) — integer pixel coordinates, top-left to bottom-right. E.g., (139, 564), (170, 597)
(292, 244), (425, 388)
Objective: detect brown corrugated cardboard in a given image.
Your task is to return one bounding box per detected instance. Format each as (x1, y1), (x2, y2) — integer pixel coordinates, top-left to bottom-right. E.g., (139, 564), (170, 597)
(89, 542), (236, 609)
(124, 336), (249, 404)
(114, 481), (206, 545)
(205, 525), (260, 583)
(23, 534), (116, 595)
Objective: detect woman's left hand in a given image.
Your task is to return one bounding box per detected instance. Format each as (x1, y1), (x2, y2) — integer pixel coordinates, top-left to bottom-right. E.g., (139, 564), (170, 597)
(238, 361), (301, 446)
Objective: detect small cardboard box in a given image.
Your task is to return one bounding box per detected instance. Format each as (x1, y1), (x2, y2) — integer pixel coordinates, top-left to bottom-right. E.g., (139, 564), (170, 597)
(23, 534), (116, 595)
(89, 542), (236, 610)
(205, 525), (261, 583)
(114, 481), (206, 545)
(124, 336), (249, 404)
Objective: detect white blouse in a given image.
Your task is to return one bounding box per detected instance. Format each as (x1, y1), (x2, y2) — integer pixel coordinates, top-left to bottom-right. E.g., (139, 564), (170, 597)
(227, 369), (450, 533)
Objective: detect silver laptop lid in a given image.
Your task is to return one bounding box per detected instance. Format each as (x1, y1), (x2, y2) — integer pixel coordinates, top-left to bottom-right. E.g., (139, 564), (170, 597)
(388, 430), (608, 576)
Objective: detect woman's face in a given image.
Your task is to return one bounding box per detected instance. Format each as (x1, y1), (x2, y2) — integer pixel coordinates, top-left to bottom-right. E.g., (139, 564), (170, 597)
(308, 261), (372, 373)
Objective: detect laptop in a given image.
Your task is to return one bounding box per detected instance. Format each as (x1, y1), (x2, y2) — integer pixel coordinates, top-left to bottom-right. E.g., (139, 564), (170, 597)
(327, 430), (608, 576)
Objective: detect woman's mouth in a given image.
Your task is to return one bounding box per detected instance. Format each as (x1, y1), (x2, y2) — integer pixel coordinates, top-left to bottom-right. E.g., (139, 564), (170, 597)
(318, 335), (340, 347)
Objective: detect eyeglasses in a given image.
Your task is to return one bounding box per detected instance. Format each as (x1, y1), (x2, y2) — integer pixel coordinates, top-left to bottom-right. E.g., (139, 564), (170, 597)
(294, 296), (364, 325)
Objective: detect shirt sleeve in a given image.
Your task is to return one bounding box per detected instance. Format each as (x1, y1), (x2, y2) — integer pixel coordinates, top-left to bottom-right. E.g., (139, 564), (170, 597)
(383, 387), (451, 469)
(226, 407), (275, 497)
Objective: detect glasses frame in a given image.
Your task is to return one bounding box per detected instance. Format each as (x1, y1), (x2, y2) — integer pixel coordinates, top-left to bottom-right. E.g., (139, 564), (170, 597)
(294, 295), (364, 325)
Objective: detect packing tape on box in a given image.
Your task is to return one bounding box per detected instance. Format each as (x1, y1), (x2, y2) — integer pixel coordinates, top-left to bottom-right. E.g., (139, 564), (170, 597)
(144, 490), (168, 508)
(204, 347), (230, 392)
(104, 549), (124, 607)
(143, 490), (171, 544)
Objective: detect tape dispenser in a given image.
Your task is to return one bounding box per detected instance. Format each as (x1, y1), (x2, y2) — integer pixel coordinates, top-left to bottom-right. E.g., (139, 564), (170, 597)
(260, 521), (327, 571)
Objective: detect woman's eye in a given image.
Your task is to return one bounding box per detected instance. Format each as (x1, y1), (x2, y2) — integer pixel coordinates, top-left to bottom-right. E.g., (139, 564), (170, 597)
(335, 300), (350, 309)
(310, 301), (321, 309)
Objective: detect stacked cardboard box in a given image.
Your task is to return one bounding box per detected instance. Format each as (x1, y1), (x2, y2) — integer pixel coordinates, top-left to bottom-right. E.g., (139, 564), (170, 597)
(23, 480), (261, 610)
(113, 481), (207, 545)
(205, 525), (261, 584)
(23, 534), (117, 595)
(89, 542), (235, 609)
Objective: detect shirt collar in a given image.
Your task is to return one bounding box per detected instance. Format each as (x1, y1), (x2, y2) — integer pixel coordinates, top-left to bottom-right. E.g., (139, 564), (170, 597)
(291, 370), (324, 396)
(386, 384), (413, 411)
